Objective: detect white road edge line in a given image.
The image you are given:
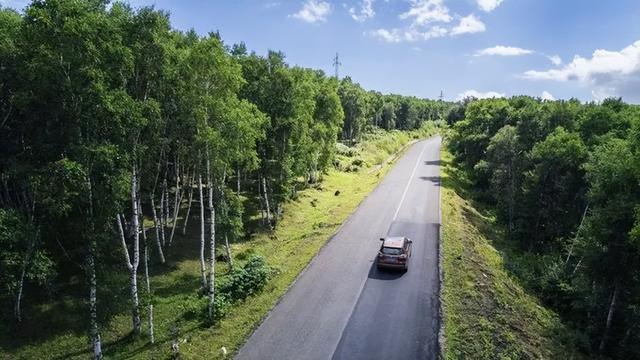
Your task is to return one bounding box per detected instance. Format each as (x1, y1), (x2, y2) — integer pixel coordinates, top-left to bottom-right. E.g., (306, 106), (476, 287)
(392, 140), (428, 221)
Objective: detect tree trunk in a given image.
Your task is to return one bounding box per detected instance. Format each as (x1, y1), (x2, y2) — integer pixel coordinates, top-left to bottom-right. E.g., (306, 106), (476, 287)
(261, 176), (272, 229)
(114, 167), (141, 335)
(14, 235), (34, 322)
(148, 304), (155, 344)
(182, 176), (194, 236)
(150, 195), (165, 263)
(159, 183), (166, 247)
(599, 282), (620, 352)
(206, 155), (216, 322)
(168, 170), (185, 246)
(258, 177), (266, 225)
(140, 198), (155, 344)
(163, 179), (170, 226)
(198, 171), (207, 289)
(86, 177), (103, 360)
(237, 166), (241, 195)
(88, 250), (102, 360)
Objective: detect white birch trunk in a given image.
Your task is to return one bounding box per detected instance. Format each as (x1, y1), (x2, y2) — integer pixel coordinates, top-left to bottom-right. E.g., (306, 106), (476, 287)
(130, 169), (141, 335)
(159, 185), (166, 247)
(140, 197), (155, 344)
(599, 282), (620, 352)
(149, 195), (165, 263)
(262, 176), (272, 229)
(114, 168), (141, 335)
(198, 171), (207, 289)
(206, 155), (216, 321)
(14, 235), (33, 322)
(86, 177), (102, 360)
(168, 170), (185, 246)
(182, 176), (194, 235)
(148, 304), (155, 344)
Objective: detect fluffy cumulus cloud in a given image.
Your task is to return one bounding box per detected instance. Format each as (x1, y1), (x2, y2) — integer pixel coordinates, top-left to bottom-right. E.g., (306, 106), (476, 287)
(369, 0), (486, 43)
(457, 89), (505, 100)
(541, 91), (555, 100)
(291, 0), (332, 23)
(349, 0), (375, 22)
(547, 54), (562, 66)
(476, 0), (504, 12)
(450, 14), (486, 36)
(399, 0), (452, 26)
(475, 45), (533, 56)
(369, 26), (447, 43)
(523, 40), (640, 101)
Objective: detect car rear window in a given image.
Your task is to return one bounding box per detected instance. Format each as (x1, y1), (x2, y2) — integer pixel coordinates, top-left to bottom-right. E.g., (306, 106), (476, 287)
(381, 247), (402, 255)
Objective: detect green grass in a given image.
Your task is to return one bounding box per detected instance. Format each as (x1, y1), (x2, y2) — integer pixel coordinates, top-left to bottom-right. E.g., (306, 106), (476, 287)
(440, 148), (586, 360)
(0, 122), (441, 360)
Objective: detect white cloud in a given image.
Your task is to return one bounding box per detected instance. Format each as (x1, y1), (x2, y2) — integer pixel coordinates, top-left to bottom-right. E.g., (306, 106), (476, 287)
(475, 45), (533, 57)
(291, 0), (332, 23)
(541, 91), (555, 101)
(457, 90), (505, 100)
(368, 26), (447, 43)
(523, 40), (640, 101)
(369, 28), (404, 43)
(450, 14), (486, 36)
(476, 46), (563, 66)
(349, 0), (375, 22)
(399, 0), (452, 26)
(476, 0), (504, 12)
(369, 1), (486, 43)
(547, 54), (562, 66)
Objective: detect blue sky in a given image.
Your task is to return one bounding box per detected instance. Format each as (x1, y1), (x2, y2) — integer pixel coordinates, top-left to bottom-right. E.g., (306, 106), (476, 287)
(3, 0), (640, 103)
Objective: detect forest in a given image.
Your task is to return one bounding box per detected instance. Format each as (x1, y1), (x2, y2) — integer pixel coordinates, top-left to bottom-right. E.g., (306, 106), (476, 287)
(0, 1), (451, 358)
(448, 96), (640, 358)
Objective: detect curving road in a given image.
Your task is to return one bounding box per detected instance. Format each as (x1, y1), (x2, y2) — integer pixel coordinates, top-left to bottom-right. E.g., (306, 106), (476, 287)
(236, 136), (442, 360)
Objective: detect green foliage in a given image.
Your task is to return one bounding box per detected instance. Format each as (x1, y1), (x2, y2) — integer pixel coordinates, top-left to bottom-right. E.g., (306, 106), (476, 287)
(219, 255), (270, 302)
(448, 95), (640, 356)
(0, 209), (55, 302)
(0, 0), (447, 357)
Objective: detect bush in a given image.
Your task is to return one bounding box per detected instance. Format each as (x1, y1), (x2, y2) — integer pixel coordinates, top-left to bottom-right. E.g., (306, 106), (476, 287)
(219, 255), (270, 302)
(180, 293), (230, 321)
(335, 143), (360, 157)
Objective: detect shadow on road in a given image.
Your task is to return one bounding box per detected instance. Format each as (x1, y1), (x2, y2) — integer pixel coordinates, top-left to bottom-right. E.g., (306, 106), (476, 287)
(367, 261), (406, 280)
(418, 176), (440, 185)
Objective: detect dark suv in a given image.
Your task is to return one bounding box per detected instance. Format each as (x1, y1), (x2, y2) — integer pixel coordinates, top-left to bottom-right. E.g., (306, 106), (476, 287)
(377, 236), (412, 271)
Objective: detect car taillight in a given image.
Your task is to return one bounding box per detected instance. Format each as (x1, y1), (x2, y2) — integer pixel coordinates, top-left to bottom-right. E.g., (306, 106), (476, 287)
(398, 255), (407, 262)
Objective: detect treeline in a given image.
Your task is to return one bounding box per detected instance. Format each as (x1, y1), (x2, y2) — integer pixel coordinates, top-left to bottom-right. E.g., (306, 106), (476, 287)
(448, 96), (640, 357)
(0, 1), (448, 358)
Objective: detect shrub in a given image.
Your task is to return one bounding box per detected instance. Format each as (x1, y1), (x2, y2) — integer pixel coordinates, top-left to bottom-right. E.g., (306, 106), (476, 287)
(180, 293), (230, 321)
(335, 143), (360, 157)
(219, 255), (270, 302)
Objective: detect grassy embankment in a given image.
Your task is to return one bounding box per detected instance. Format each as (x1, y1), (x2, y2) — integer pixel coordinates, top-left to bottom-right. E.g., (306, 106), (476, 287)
(440, 148), (586, 359)
(0, 123), (440, 360)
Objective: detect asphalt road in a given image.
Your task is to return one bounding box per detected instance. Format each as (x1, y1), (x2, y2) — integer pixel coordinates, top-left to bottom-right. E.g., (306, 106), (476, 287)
(236, 136), (442, 360)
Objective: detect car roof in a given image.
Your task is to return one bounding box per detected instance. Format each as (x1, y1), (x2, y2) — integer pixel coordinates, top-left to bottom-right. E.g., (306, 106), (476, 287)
(382, 236), (406, 248)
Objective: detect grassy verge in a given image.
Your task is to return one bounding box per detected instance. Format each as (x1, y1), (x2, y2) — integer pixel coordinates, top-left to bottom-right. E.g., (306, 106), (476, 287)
(439, 148), (585, 359)
(0, 123), (441, 360)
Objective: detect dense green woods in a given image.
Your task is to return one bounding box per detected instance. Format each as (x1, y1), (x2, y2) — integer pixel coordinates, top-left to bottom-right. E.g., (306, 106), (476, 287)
(448, 96), (640, 357)
(0, 1), (449, 358)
